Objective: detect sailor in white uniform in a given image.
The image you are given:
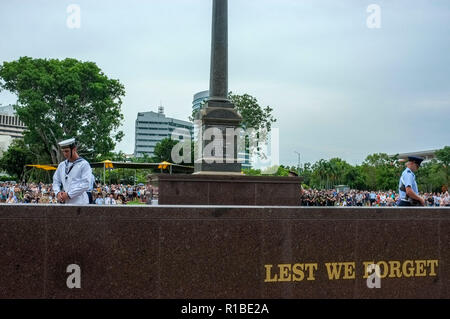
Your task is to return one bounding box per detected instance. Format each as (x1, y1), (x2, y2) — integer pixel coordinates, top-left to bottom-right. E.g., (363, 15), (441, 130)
(52, 138), (92, 205)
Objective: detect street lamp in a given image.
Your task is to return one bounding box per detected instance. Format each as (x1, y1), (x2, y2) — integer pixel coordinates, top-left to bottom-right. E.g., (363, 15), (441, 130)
(294, 151), (301, 175)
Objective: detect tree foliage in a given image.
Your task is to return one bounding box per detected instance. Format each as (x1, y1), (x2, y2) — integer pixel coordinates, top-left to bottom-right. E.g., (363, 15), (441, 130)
(435, 146), (450, 188)
(0, 56), (125, 164)
(152, 138), (194, 164)
(228, 92), (276, 132)
(152, 138), (179, 163)
(0, 139), (34, 180)
(242, 147), (449, 192)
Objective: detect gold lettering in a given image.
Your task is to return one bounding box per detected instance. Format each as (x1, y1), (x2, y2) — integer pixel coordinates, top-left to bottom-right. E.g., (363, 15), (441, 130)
(415, 260), (427, 277)
(325, 263), (343, 280)
(402, 260), (415, 277)
(388, 261), (402, 278)
(292, 263), (305, 281)
(376, 261), (389, 279)
(304, 263), (318, 281)
(266, 259), (440, 283)
(362, 261), (375, 279)
(342, 262), (356, 279)
(427, 260), (439, 276)
(264, 265), (278, 282)
(278, 264), (292, 282)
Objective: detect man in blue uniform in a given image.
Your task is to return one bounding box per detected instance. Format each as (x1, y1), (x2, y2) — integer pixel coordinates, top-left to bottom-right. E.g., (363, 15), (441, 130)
(398, 156), (425, 206)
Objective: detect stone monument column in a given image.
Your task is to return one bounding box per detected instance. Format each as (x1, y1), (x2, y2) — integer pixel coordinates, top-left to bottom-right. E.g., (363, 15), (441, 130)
(209, 0), (231, 107)
(195, 0), (242, 174)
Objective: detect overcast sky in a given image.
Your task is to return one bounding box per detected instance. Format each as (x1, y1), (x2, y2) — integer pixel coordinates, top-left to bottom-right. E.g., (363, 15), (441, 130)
(0, 0), (449, 166)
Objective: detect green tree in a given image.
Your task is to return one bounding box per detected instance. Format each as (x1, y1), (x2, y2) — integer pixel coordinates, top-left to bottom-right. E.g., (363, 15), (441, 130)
(436, 146), (450, 165)
(361, 153), (402, 191)
(109, 151), (128, 162)
(300, 162), (313, 186)
(0, 139), (34, 180)
(242, 168), (262, 176)
(228, 92), (276, 132)
(346, 165), (366, 190)
(0, 56), (125, 164)
(275, 165), (290, 176)
(152, 138), (179, 163)
(152, 138), (194, 165)
(417, 160), (446, 193)
(311, 159), (332, 189)
(327, 157), (358, 187)
(132, 153), (153, 164)
(435, 146), (450, 188)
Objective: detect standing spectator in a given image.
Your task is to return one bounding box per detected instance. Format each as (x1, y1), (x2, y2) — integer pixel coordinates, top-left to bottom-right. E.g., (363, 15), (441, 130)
(87, 172), (96, 204)
(355, 192), (363, 206)
(127, 185), (134, 201)
(137, 188), (141, 201)
(104, 194), (116, 205)
(95, 194), (104, 205)
(434, 193), (441, 207)
(369, 191), (376, 206)
(426, 193), (434, 207)
(1, 184), (7, 202)
(380, 193), (387, 206)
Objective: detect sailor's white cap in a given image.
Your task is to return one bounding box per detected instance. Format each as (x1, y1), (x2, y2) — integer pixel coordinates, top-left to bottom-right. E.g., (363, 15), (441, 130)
(58, 138), (76, 148)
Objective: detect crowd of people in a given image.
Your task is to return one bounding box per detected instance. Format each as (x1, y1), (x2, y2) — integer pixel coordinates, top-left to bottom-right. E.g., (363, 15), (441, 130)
(0, 182), (157, 205)
(300, 189), (450, 207)
(1, 181), (449, 207)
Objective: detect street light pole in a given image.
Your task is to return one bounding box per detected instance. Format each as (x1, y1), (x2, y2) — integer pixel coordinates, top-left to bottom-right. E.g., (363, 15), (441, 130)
(294, 151), (301, 174)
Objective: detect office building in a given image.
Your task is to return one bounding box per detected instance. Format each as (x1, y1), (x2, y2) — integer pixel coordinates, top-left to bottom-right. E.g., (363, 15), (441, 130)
(0, 104), (27, 156)
(192, 90), (209, 113)
(134, 106), (193, 158)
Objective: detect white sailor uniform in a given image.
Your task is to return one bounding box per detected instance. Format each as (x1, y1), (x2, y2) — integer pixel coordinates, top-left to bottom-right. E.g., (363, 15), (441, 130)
(52, 158), (92, 205)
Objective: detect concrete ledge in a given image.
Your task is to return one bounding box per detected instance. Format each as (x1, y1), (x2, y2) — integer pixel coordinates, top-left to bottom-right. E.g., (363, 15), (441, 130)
(0, 205), (449, 298)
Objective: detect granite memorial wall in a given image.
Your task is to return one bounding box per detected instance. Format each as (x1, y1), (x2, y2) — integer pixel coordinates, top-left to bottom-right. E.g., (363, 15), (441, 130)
(0, 205), (449, 299)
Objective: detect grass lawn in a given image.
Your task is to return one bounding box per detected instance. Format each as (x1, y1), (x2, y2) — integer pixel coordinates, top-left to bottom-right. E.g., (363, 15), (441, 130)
(126, 199), (146, 205)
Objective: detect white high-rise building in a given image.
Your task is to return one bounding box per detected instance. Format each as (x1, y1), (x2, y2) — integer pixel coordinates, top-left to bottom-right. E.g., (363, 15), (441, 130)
(134, 107), (193, 158)
(0, 105), (27, 156)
